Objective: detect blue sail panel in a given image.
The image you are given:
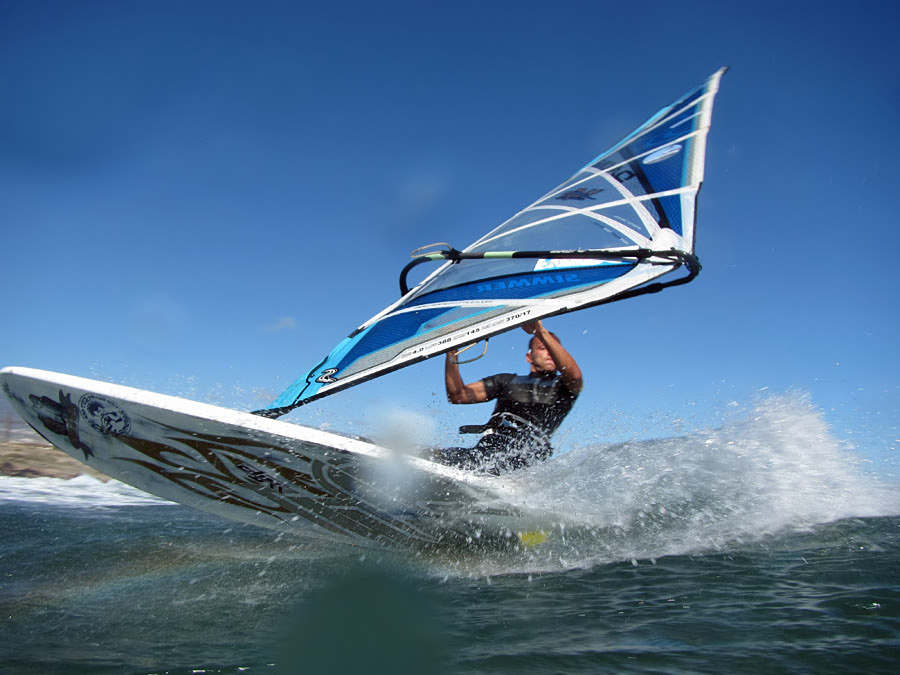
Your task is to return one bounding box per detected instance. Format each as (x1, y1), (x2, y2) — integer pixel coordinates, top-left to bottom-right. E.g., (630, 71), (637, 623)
(272, 262), (636, 407)
(404, 262), (634, 307)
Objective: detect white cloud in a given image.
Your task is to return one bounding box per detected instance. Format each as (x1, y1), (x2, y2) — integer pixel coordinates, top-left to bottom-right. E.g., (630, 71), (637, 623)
(264, 316), (297, 332)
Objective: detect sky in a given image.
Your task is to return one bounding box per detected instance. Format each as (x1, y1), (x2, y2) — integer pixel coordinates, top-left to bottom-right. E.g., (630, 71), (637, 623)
(2, 0), (898, 470)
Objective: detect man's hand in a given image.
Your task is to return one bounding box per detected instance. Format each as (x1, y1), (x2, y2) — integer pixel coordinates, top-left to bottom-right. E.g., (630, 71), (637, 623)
(521, 320), (541, 335)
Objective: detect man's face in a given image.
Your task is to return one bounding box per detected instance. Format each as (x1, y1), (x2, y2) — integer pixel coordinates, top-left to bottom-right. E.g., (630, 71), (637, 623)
(527, 339), (557, 373)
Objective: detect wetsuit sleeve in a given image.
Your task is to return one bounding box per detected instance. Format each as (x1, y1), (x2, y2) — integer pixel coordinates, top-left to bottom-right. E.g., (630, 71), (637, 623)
(480, 373), (513, 401)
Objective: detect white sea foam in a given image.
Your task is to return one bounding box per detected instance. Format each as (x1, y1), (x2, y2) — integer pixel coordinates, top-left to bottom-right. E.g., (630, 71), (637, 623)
(0, 474), (170, 507)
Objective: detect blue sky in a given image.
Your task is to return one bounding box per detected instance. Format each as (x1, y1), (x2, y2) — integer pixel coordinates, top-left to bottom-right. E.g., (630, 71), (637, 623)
(2, 1), (898, 469)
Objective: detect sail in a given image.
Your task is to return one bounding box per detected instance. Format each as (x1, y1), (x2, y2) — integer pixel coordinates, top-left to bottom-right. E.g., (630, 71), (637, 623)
(259, 68), (726, 417)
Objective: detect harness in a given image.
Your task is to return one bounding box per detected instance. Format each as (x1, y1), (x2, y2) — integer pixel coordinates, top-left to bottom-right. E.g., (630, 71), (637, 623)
(460, 411), (552, 462)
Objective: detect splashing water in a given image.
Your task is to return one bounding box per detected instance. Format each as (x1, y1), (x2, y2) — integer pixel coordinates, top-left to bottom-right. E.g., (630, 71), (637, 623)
(468, 393), (900, 573)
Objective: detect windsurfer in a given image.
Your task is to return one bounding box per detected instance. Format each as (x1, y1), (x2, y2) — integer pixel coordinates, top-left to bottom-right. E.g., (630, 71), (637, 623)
(433, 320), (583, 473)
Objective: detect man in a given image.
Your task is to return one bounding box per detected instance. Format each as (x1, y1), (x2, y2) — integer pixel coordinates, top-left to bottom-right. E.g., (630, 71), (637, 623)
(433, 320), (583, 474)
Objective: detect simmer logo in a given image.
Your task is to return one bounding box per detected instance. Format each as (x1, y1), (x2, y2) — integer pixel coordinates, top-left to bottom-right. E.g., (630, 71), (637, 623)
(476, 272), (579, 293)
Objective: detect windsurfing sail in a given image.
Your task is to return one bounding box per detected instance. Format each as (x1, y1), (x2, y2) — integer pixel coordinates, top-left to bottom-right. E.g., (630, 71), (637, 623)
(257, 68), (726, 418)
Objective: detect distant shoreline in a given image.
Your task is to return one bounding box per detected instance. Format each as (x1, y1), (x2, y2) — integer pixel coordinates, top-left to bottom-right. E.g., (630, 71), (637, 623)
(2, 405), (111, 480)
(0, 441), (110, 480)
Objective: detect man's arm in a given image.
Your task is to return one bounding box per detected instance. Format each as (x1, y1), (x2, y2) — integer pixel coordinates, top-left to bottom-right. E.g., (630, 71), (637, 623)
(445, 349), (488, 404)
(524, 320), (584, 394)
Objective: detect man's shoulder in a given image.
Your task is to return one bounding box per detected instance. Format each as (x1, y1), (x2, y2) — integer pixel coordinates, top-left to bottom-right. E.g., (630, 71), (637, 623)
(556, 372), (583, 398)
(482, 372), (516, 385)
(480, 373), (516, 398)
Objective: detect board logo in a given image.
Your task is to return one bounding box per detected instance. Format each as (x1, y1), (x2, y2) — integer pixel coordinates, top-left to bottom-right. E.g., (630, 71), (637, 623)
(315, 368), (339, 384)
(236, 462), (285, 495)
(78, 394), (132, 436)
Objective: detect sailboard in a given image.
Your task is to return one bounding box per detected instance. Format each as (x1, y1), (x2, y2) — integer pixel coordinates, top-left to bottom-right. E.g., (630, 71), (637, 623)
(0, 367), (524, 547)
(261, 68), (727, 418)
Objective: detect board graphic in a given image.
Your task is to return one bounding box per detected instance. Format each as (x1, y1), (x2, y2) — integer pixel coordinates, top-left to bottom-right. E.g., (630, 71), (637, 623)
(1, 367), (526, 547)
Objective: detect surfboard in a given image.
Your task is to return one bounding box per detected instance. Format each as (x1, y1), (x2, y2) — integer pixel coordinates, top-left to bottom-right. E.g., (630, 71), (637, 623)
(0, 366), (524, 548)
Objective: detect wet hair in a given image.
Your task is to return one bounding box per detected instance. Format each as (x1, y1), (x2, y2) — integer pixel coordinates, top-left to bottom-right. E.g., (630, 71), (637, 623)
(528, 331), (560, 351)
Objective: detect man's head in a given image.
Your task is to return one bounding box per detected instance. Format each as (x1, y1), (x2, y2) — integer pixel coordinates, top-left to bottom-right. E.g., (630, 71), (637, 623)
(526, 332), (559, 374)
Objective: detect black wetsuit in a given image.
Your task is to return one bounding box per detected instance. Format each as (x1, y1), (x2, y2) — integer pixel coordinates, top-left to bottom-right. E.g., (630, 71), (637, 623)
(434, 372), (579, 474)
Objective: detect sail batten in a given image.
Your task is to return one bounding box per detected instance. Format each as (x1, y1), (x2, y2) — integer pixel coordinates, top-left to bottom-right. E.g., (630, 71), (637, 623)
(256, 68), (725, 417)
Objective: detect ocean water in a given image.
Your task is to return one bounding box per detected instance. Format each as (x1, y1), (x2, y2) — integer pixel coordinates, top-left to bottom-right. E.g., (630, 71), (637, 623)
(1, 395), (899, 674)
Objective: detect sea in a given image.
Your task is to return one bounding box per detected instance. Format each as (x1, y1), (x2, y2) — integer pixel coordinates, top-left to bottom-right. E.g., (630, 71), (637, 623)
(1, 394), (898, 674)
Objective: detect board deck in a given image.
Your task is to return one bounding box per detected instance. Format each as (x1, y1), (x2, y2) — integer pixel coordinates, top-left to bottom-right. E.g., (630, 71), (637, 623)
(0, 367), (527, 547)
